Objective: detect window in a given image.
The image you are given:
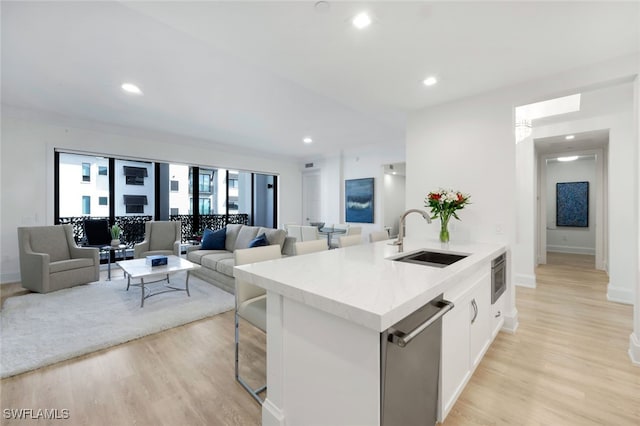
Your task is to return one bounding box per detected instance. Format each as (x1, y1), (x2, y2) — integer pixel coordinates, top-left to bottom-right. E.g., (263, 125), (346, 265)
(99, 197), (108, 206)
(199, 198), (211, 214)
(199, 173), (211, 193)
(98, 166), (108, 176)
(229, 178), (238, 189)
(123, 166), (148, 185)
(123, 194), (148, 214)
(170, 208), (179, 216)
(82, 196), (91, 214)
(82, 163), (91, 182)
(170, 180), (179, 191)
(126, 205), (144, 214)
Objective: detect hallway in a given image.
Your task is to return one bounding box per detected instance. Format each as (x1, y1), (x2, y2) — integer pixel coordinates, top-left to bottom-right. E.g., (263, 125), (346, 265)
(445, 252), (638, 425)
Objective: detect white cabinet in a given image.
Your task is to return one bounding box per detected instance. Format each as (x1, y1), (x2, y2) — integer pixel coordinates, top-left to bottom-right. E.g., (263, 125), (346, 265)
(469, 275), (491, 369)
(439, 267), (492, 422)
(491, 292), (505, 338)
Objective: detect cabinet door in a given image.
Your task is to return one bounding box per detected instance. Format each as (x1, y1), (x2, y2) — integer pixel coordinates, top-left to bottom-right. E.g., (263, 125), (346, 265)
(491, 292), (505, 338)
(439, 295), (470, 420)
(469, 272), (491, 369)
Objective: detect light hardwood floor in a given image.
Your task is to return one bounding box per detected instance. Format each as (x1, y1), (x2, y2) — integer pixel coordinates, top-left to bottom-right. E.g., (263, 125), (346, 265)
(2, 256), (639, 425)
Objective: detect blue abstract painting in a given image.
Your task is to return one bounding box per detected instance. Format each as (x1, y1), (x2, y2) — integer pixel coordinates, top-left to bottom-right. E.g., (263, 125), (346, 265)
(556, 181), (589, 227)
(345, 178), (374, 223)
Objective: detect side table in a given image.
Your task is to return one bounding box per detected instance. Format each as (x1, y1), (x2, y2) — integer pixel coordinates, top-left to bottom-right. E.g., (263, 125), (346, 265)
(100, 244), (127, 280)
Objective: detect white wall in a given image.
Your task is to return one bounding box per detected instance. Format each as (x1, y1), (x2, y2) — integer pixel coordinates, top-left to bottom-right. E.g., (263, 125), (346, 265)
(545, 157), (597, 254)
(406, 53), (640, 335)
(383, 173), (406, 237)
(0, 110), (302, 283)
(308, 146), (405, 243)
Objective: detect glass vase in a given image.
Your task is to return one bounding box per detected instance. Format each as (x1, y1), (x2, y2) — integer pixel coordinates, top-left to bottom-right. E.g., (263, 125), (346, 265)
(439, 217), (450, 249)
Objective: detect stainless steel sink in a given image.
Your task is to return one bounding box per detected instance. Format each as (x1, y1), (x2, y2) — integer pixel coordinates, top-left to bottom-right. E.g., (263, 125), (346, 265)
(392, 250), (468, 268)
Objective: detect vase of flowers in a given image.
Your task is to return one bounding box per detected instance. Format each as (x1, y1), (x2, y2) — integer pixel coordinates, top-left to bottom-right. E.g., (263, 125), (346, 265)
(425, 189), (470, 247)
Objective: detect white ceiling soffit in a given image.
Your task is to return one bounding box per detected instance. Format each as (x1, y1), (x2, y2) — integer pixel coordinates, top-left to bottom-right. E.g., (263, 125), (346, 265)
(2, 2), (639, 160)
(535, 129), (609, 155)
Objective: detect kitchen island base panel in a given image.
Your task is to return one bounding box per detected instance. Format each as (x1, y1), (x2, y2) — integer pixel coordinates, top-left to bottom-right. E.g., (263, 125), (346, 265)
(264, 293), (380, 426)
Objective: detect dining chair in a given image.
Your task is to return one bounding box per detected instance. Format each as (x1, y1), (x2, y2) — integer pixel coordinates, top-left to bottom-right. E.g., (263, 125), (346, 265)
(347, 226), (362, 236)
(300, 225), (321, 242)
(234, 244), (282, 404)
(329, 223), (350, 248)
(369, 231), (390, 243)
(286, 224), (303, 242)
(338, 234), (361, 248)
(295, 239), (328, 255)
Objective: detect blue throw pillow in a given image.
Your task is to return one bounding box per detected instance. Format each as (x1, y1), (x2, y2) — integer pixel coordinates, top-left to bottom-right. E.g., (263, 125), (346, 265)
(248, 233), (269, 248)
(201, 228), (226, 250)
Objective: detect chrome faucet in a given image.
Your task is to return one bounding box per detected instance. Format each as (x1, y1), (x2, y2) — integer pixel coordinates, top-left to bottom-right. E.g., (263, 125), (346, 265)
(395, 209), (432, 252)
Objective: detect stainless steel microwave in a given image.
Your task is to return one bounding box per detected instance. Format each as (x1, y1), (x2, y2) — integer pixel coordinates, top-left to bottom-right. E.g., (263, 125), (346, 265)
(491, 253), (506, 304)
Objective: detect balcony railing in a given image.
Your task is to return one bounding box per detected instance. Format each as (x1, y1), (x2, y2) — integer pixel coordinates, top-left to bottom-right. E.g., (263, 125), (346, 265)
(59, 214), (250, 246)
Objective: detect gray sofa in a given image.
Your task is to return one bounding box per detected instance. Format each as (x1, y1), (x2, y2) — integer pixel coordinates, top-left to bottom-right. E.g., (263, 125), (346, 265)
(186, 224), (294, 294)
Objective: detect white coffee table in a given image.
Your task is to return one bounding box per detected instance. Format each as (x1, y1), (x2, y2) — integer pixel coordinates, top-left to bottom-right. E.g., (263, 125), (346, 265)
(116, 255), (201, 307)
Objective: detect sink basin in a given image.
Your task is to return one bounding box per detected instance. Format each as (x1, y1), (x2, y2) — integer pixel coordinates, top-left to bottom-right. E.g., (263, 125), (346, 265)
(392, 250), (468, 268)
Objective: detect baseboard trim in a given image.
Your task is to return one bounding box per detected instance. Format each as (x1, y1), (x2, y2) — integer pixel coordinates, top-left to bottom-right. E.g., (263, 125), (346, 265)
(629, 333), (640, 366)
(262, 398), (285, 426)
(547, 245), (595, 255)
(514, 273), (536, 288)
(607, 285), (634, 305)
(502, 308), (519, 334)
(1, 272), (20, 285)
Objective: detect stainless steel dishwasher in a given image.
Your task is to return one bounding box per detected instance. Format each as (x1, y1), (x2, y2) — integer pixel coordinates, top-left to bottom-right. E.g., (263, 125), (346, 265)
(380, 294), (454, 426)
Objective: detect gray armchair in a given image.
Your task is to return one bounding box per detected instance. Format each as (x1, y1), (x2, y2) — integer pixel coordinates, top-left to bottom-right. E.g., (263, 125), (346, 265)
(134, 221), (181, 258)
(17, 225), (100, 293)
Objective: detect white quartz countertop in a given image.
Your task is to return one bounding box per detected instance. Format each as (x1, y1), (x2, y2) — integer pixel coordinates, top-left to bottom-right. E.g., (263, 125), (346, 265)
(234, 238), (506, 332)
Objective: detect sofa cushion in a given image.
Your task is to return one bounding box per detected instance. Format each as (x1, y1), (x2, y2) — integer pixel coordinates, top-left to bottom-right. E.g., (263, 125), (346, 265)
(30, 226), (71, 262)
(225, 224), (244, 252)
(201, 252), (235, 271)
(49, 258), (95, 273)
(149, 222), (177, 251)
(187, 249), (227, 265)
(257, 227), (287, 250)
(234, 226), (260, 251)
(201, 228), (226, 250)
(248, 233), (268, 248)
(215, 258), (235, 277)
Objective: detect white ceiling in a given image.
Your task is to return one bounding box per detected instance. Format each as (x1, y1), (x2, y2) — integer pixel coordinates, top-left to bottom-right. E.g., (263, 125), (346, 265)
(2, 1), (639, 160)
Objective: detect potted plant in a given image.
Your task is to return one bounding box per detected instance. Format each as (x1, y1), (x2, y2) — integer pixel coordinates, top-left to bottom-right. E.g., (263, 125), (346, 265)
(110, 224), (122, 247)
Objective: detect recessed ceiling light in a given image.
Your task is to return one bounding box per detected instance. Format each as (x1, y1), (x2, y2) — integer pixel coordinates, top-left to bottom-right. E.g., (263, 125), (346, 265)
(423, 76), (438, 86)
(352, 12), (372, 29)
(303, 137), (313, 144)
(121, 83), (143, 95)
(557, 156), (579, 162)
(565, 135), (575, 140)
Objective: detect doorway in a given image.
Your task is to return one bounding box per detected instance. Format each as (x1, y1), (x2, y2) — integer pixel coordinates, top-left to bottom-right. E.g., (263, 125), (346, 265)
(382, 163), (406, 238)
(536, 138), (608, 272)
(302, 171), (321, 225)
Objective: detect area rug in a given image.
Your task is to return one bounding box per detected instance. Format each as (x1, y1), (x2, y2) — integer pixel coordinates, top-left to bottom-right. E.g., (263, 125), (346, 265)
(0, 272), (234, 378)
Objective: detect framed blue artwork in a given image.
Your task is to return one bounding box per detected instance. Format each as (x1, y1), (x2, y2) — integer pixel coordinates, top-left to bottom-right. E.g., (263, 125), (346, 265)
(345, 178), (374, 223)
(556, 181), (589, 227)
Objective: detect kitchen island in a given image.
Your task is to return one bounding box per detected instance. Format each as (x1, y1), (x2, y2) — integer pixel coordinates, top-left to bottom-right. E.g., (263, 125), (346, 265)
(234, 238), (510, 426)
